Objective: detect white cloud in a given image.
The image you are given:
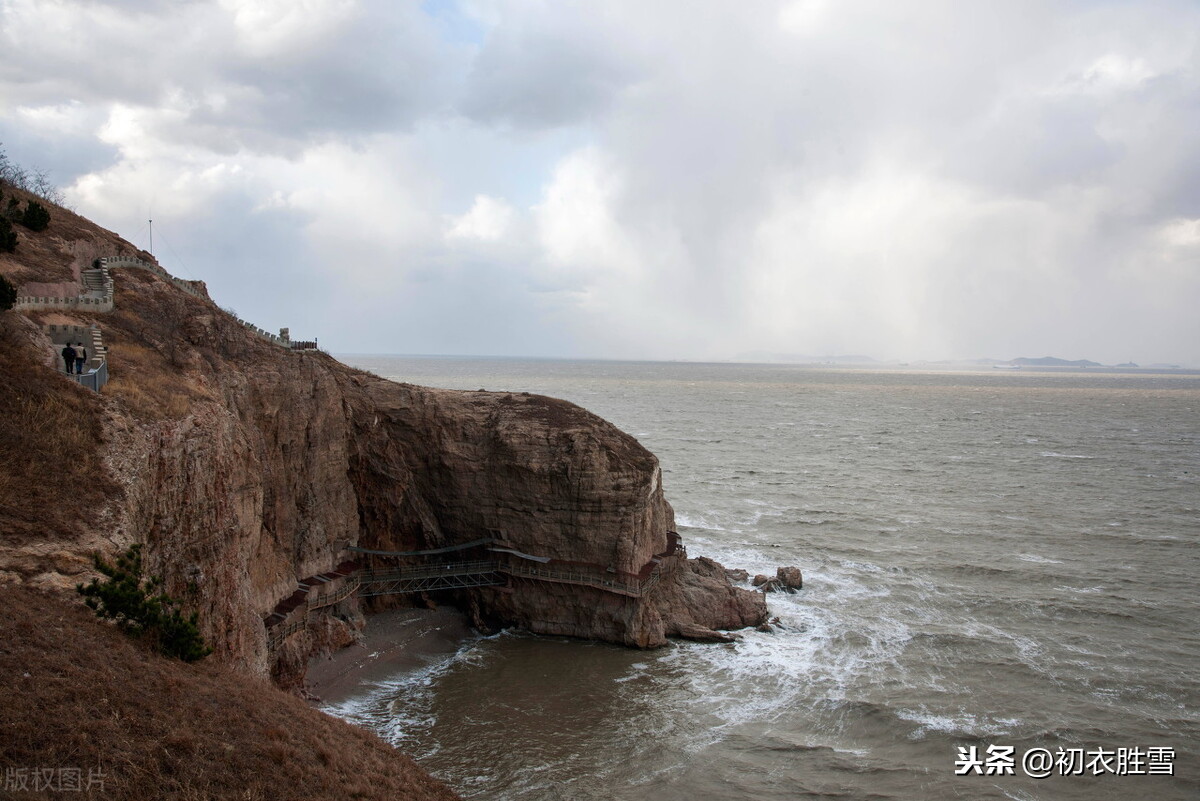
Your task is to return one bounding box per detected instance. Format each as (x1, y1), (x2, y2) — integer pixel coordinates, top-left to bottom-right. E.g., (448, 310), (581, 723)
(219, 0), (358, 56)
(446, 194), (516, 242)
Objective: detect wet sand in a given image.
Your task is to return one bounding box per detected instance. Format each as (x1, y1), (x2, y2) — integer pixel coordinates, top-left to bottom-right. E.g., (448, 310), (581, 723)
(306, 607), (475, 705)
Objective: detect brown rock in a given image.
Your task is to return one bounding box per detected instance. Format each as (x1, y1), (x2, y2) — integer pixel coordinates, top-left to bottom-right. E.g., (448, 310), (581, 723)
(776, 566), (803, 593)
(752, 574), (770, 587)
(653, 557), (768, 642)
(725, 568), (750, 583)
(675, 623), (739, 643)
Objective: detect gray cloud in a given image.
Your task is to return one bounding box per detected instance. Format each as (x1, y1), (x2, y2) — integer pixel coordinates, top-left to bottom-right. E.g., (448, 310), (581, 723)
(1, 0), (1197, 365)
(1, 0), (457, 152)
(458, 6), (643, 129)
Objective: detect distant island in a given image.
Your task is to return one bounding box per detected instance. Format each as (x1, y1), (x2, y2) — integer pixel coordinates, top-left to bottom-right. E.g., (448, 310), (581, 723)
(1010, 356), (1102, 367)
(727, 353), (1189, 370)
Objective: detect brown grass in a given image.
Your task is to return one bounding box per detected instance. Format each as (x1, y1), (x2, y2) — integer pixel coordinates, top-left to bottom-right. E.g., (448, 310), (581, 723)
(0, 584), (461, 801)
(0, 182), (138, 290)
(102, 341), (196, 421)
(0, 315), (117, 545)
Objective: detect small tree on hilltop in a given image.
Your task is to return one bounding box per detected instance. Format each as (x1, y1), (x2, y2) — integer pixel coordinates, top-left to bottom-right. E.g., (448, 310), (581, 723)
(20, 200), (50, 232)
(0, 275), (16, 310)
(77, 543), (213, 662)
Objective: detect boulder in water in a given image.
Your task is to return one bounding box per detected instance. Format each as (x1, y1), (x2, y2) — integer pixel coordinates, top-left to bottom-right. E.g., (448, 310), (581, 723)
(776, 566), (803, 593)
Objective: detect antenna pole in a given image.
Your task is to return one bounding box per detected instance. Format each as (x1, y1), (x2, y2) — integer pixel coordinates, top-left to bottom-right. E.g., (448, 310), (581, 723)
(148, 219), (153, 255)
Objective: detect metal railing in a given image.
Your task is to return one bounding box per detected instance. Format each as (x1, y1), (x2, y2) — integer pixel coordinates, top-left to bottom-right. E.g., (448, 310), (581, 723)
(69, 361), (108, 392)
(357, 560), (505, 597)
(502, 560), (652, 598)
(265, 536), (682, 654)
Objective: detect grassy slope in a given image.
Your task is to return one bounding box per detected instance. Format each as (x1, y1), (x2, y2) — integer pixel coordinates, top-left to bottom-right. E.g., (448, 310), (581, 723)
(0, 583), (458, 800)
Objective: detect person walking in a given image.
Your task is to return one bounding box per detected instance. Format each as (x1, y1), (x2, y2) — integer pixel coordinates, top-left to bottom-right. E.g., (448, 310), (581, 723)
(74, 342), (87, 375)
(61, 342), (76, 374)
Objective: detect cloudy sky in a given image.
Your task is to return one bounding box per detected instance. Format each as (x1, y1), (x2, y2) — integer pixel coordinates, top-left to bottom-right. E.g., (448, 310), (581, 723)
(2, 0), (1198, 364)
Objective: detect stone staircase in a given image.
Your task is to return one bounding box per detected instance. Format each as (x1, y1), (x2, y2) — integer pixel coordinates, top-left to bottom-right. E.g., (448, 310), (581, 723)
(15, 254), (316, 392)
(45, 323), (109, 391)
(13, 264), (113, 312)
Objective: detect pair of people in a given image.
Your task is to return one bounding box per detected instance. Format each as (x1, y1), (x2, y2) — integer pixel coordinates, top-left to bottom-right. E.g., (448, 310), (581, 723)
(60, 342), (87, 375)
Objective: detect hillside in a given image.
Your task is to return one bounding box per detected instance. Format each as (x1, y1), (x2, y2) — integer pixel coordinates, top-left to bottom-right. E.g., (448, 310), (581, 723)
(0, 184), (765, 794)
(0, 583), (458, 801)
(0, 186), (466, 799)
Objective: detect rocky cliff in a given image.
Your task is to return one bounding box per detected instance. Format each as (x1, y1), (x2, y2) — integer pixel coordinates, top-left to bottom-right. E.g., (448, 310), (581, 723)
(0, 203), (767, 688)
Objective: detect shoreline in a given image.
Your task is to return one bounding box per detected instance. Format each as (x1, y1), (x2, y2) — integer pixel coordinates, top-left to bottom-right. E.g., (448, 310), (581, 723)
(306, 606), (476, 706)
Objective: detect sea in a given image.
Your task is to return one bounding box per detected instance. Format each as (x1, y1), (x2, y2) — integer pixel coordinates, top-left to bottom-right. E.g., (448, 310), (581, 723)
(328, 356), (1199, 800)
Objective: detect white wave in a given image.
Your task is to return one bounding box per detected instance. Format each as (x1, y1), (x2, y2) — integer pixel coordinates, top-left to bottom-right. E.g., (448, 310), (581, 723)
(1039, 451), (1094, 459)
(1015, 553), (1064, 564)
(895, 707), (1023, 738)
(322, 632), (502, 746)
(642, 559), (923, 757)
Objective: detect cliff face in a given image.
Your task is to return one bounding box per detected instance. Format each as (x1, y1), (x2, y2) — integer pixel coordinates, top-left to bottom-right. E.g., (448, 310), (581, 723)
(348, 380), (765, 647)
(0, 216), (766, 683)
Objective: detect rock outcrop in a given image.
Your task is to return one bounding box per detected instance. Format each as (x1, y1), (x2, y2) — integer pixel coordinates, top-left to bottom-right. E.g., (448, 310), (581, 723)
(1, 220), (767, 683)
(752, 566), (803, 594)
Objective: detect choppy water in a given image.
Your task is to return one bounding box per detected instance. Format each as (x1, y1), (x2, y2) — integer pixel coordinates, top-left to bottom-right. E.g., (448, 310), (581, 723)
(329, 358), (1200, 800)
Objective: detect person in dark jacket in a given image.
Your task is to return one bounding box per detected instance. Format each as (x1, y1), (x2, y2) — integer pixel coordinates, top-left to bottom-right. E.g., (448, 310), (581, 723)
(61, 343), (76, 373)
(74, 342), (87, 374)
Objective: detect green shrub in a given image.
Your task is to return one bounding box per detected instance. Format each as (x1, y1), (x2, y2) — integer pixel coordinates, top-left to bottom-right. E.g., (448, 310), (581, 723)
(77, 544), (213, 662)
(0, 274), (15, 310)
(20, 200), (50, 232)
(0, 218), (15, 253)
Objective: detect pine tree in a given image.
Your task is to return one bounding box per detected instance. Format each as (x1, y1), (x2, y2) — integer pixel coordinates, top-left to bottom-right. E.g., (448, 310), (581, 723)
(20, 200), (50, 232)
(0, 274), (17, 310)
(77, 544), (213, 662)
(0, 218), (15, 253)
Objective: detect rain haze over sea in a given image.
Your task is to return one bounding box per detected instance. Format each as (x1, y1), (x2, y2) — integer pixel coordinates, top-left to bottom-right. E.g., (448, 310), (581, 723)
(329, 356), (1199, 800)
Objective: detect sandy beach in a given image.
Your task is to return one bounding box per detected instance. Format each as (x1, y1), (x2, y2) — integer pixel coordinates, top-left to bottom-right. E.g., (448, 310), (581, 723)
(306, 606), (475, 705)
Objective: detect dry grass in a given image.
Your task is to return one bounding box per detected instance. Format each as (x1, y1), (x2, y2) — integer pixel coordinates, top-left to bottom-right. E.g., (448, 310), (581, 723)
(0, 585), (461, 801)
(0, 315), (117, 545)
(102, 341), (196, 421)
(0, 182), (136, 290)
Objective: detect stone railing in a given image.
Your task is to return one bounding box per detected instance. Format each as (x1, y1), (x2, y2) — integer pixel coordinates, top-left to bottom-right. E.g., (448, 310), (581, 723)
(102, 255), (314, 350)
(102, 256), (206, 300)
(15, 265), (114, 312)
(13, 293), (113, 312)
(17, 255), (316, 353)
(235, 318), (288, 347)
